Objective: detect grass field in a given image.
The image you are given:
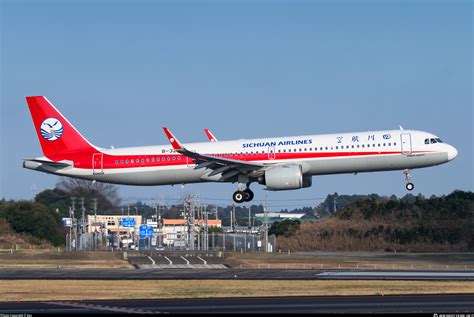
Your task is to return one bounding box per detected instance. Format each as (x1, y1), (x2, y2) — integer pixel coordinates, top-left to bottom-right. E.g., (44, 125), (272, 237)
(1, 250), (473, 270)
(1, 280), (473, 301)
(0, 250), (131, 269)
(224, 251), (474, 270)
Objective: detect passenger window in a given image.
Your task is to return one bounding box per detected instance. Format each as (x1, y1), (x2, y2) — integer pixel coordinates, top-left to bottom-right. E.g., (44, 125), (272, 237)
(131, 159), (135, 163)
(378, 144), (381, 147)
(362, 144), (365, 148)
(146, 158), (150, 163)
(141, 159), (145, 163)
(157, 157), (160, 162)
(172, 156), (176, 160)
(167, 157), (170, 161)
(351, 145), (354, 149)
(126, 160), (129, 164)
(120, 160), (124, 164)
(115, 160), (118, 164)
(151, 158), (155, 162)
(394, 142), (397, 146)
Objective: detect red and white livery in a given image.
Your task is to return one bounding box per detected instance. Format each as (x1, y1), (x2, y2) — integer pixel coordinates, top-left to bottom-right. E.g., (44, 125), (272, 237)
(24, 96), (458, 203)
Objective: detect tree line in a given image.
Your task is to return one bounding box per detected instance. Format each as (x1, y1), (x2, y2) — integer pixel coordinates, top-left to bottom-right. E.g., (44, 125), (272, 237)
(276, 190), (474, 252)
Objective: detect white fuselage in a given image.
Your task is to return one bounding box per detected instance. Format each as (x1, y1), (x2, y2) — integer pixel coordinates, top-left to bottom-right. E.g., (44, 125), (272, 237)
(27, 129), (458, 186)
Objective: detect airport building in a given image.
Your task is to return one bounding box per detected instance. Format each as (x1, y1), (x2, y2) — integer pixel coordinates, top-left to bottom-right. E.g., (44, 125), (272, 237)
(82, 214), (226, 249)
(254, 212), (318, 223)
(160, 219), (222, 247)
(86, 215), (142, 236)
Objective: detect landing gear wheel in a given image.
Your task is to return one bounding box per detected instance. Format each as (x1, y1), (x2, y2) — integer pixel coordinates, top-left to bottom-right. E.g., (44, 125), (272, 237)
(243, 189), (254, 202)
(233, 191), (245, 204)
(403, 169), (414, 191)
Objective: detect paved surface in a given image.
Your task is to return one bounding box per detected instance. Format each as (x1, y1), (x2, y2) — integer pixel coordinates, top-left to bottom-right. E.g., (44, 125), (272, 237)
(0, 268), (473, 280)
(0, 295), (473, 313)
(128, 253), (228, 269)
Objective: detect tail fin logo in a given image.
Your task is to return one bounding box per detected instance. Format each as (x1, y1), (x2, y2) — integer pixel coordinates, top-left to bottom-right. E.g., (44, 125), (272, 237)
(40, 118), (64, 141)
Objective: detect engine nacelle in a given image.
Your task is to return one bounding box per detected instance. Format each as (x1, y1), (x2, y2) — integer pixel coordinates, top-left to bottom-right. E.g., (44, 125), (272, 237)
(260, 164), (312, 191)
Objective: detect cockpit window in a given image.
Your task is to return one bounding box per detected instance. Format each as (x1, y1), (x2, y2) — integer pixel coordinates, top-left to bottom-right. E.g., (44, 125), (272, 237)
(425, 138), (444, 144)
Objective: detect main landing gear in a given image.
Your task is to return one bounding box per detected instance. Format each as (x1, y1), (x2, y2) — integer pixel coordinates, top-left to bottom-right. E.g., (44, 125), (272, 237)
(403, 169), (415, 191)
(233, 187), (254, 204)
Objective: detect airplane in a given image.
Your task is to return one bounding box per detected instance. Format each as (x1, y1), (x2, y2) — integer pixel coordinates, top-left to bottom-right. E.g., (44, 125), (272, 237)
(24, 96), (458, 203)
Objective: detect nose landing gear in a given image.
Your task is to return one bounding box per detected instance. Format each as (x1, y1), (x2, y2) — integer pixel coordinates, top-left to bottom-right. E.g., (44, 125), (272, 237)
(403, 169), (414, 191)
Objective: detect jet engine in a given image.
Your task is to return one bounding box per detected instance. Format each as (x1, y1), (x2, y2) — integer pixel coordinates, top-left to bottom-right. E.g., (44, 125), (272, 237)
(259, 164), (312, 191)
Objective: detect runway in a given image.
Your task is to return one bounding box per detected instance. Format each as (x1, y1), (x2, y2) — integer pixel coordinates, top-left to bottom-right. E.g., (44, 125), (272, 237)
(0, 295), (472, 313)
(0, 268), (473, 280)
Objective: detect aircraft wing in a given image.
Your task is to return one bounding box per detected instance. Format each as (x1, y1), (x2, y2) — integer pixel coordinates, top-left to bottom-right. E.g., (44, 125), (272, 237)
(163, 128), (263, 180)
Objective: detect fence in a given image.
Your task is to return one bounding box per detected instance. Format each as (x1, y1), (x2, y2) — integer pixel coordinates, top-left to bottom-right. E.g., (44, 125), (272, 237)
(0, 244), (57, 251)
(66, 232), (110, 251)
(65, 232), (277, 252)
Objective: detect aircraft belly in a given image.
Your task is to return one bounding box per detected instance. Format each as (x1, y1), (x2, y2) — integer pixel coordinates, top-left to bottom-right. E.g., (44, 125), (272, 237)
(104, 168), (204, 185)
(308, 156), (369, 174)
(307, 152), (448, 175)
(57, 166), (205, 186)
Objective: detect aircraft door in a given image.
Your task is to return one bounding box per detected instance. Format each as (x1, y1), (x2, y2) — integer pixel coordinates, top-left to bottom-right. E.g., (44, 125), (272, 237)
(186, 150), (196, 167)
(92, 153), (104, 174)
(268, 146), (276, 160)
(400, 133), (412, 154)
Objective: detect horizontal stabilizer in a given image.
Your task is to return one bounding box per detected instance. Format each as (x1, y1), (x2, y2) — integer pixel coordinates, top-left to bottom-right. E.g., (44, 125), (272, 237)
(23, 158), (71, 168)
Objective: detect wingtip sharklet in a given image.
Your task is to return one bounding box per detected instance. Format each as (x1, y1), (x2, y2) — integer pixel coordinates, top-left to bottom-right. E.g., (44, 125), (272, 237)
(162, 127), (184, 150)
(204, 128), (218, 142)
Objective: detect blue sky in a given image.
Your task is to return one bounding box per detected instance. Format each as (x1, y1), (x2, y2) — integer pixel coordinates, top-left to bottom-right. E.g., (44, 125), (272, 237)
(1, 0), (472, 209)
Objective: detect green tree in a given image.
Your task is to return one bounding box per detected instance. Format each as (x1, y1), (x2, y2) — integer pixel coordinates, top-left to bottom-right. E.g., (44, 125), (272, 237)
(269, 220), (300, 237)
(0, 201), (65, 246)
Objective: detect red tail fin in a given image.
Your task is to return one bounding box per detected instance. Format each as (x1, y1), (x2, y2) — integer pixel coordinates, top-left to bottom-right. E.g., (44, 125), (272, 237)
(26, 96), (97, 158)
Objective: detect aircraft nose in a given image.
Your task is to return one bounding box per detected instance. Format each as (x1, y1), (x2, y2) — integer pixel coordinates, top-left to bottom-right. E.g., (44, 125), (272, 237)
(447, 145), (458, 161)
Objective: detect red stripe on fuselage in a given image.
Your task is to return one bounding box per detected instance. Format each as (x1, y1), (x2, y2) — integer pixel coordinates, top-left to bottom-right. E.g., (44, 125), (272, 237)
(48, 150), (424, 170)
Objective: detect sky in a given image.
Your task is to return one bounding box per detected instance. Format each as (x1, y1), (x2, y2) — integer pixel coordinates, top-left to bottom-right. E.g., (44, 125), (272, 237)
(1, 0), (472, 209)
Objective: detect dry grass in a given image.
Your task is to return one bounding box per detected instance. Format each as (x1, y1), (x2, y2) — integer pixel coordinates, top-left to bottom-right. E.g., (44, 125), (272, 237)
(225, 252), (474, 271)
(0, 251), (132, 269)
(0, 219), (52, 249)
(1, 280), (473, 302)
